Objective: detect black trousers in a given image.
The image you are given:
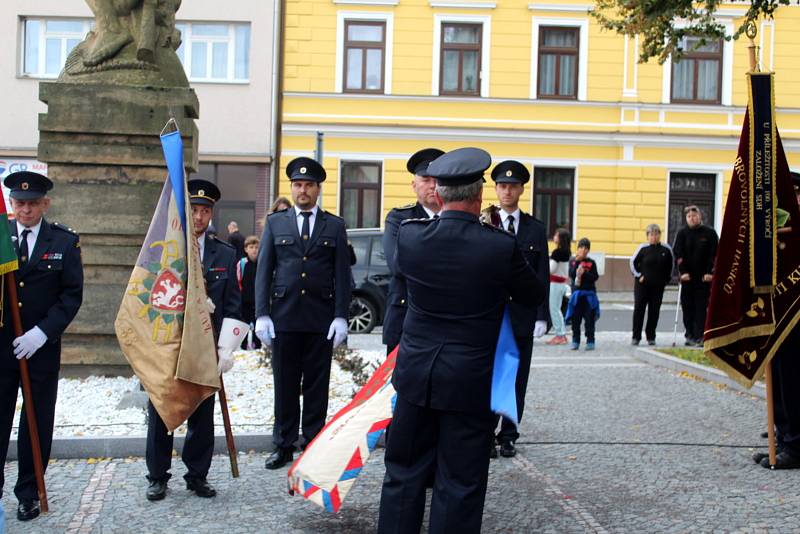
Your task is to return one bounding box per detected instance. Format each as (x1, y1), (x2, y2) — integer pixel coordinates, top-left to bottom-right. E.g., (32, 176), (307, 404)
(271, 332), (333, 450)
(495, 335), (534, 443)
(0, 368), (58, 501)
(680, 280), (710, 341)
(378, 395), (494, 534)
(145, 396), (215, 482)
(632, 282), (666, 342)
(772, 329), (800, 455)
(571, 296), (596, 344)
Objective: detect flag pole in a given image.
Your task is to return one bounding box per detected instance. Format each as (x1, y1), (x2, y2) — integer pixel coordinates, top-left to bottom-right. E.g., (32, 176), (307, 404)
(5, 272), (49, 512)
(217, 373), (239, 477)
(746, 19), (777, 469)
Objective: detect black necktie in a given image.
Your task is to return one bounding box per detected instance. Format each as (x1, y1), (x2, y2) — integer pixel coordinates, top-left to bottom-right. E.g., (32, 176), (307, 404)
(300, 212), (312, 249)
(507, 215), (516, 235)
(19, 229), (31, 264)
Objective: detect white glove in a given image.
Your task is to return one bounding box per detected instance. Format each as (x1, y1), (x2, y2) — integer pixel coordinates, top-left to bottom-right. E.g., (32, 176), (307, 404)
(256, 316), (275, 347)
(218, 347), (234, 374)
(327, 317), (348, 349)
(206, 297), (216, 314)
(533, 320), (547, 338)
(13, 326), (48, 360)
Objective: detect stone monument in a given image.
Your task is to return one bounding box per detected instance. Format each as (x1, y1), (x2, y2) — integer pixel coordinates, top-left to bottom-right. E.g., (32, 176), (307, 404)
(38, 0), (199, 373)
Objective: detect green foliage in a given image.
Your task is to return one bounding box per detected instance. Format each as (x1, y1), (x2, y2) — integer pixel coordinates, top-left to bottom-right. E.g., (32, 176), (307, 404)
(657, 347), (714, 367)
(592, 0), (796, 64)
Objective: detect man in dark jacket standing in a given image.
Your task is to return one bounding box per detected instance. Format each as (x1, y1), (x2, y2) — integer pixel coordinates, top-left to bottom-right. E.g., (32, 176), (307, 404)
(377, 148), (545, 534)
(629, 223), (674, 346)
(227, 221), (245, 259)
(489, 160), (549, 459)
(672, 205), (718, 346)
(382, 148), (443, 353)
(255, 157), (352, 469)
(0, 171), (83, 522)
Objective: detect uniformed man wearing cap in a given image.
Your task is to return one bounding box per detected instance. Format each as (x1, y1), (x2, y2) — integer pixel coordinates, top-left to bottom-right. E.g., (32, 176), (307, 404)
(0, 171), (83, 522)
(753, 170), (800, 470)
(489, 160), (550, 459)
(255, 157), (352, 469)
(377, 148), (545, 534)
(144, 179), (243, 501)
(382, 148), (444, 353)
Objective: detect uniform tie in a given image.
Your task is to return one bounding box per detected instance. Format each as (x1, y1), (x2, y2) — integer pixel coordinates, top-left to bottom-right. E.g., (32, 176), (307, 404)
(300, 212), (312, 249)
(506, 215), (515, 235)
(19, 229), (31, 264)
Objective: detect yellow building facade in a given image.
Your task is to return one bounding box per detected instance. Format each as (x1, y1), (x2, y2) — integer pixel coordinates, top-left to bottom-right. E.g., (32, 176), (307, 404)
(278, 0), (800, 289)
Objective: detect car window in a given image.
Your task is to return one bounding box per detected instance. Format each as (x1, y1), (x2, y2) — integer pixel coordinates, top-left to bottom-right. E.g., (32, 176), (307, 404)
(370, 237), (386, 267)
(350, 237), (369, 266)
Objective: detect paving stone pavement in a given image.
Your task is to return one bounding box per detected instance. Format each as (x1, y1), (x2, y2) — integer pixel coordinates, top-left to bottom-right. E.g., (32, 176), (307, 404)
(3, 332), (797, 533)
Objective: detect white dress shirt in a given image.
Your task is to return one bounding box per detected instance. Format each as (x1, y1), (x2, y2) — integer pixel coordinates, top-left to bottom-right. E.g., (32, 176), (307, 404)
(197, 233), (206, 262)
(295, 205), (320, 236)
(500, 208), (521, 235)
(422, 205), (439, 219)
(16, 219), (42, 260)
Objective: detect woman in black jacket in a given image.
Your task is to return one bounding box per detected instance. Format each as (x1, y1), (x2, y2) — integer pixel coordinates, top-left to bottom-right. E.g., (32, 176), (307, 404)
(629, 224), (674, 346)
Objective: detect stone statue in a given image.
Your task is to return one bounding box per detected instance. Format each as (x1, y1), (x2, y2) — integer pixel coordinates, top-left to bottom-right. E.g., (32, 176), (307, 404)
(61, 0), (188, 87)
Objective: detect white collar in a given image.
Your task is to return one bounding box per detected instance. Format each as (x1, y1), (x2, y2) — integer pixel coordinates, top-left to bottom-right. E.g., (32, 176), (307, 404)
(295, 205), (319, 217)
(422, 205), (438, 218)
(500, 208), (521, 223)
(16, 218), (43, 239)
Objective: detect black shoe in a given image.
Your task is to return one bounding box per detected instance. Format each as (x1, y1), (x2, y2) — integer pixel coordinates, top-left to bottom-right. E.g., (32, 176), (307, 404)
(499, 441), (516, 458)
(17, 499), (40, 521)
(186, 478), (217, 498)
(489, 443), (498, 459)
(647, 339), (656, 346)
(631, 338), (640, 346)
(760, 450), (800, 469)
(265, 448), (294, 469)
(761, 431), (769, 439)
(753, 450), (769, 464)
(146, 479), (168, 501)
(684, 339), (694, 346)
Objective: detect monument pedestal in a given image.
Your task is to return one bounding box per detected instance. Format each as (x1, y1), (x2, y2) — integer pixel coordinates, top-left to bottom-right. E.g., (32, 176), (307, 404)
(38, 82), (199, 372)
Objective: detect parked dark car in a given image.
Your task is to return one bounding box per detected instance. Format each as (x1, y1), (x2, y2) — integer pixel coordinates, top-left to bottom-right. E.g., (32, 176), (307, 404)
(347, 228), (390, 334)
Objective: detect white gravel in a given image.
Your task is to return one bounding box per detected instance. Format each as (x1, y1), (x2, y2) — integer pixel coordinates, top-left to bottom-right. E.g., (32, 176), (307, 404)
(11, 348), (387, 438)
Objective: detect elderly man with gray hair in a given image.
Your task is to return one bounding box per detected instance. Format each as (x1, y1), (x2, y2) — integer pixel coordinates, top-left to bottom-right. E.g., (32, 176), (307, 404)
(629, 223), (674, 346)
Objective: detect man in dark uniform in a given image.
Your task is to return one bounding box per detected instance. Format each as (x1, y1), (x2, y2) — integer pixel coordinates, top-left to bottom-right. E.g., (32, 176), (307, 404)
(255, 157), (352, 469)
(0, 171), (83, 522)
(489, 160), (549, 459)
(144, 179), (242, 501)
(382, 147), (444, 353)
(754, 171), (800, 469)
(672, 205), (718, 346)
(377, 148), (545, 534)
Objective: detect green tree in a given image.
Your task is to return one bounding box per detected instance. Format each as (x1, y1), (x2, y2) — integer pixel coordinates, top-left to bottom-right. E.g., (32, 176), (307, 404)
(592, 0), (797, 63)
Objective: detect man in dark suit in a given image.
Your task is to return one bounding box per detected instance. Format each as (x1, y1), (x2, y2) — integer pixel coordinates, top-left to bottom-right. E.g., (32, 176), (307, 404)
(489, 160), (550, 458)
(227, 221), (246, 259)
(255, 157), (352, 469)
(377, 148), (545, 534)
(144, 179), (243, 501)
(382, 148), (444, 353)
(0, 171), (84, 522)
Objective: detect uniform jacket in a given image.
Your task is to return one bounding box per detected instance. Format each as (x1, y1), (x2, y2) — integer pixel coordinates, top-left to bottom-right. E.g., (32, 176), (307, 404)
(0, 219), (83, 373)
(382, 202), (429, 349)
(392, 210), (545, 414)
(255, 207), (352, 333)
(673, 225), (719, 280)
(507, 211), (550, 338)
(202, 234), (242, 333)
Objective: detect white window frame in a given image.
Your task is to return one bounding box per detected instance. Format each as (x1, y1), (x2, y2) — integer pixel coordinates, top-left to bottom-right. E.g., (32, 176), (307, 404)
(432, 14), (491, 98)
(661, 20), (733, 106)
(177, 22), (250, 84)
(335, 11), (394, 94)
(19, 17), (92, 79)
(530, 17), (588, 101)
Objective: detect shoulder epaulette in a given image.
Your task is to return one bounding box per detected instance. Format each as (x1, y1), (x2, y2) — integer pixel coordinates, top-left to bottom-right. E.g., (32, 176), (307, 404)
(213, 236), (235, 249)
(52, 222), (79, 236)
(400, 217), (433, 226)
(324, 210), (345, 221)
(269, 207), (289, 215)
(480, 220), (515, 238)
(393, 203), (417, 211)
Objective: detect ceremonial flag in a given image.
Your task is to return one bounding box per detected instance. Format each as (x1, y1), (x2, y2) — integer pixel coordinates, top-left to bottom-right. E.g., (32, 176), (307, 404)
(0, 192), (18, 276)
(288, 348), (397, 513)
(491, 306), (519, 425)
(704, 72), (800, 388)
(114, 126), (219, 431)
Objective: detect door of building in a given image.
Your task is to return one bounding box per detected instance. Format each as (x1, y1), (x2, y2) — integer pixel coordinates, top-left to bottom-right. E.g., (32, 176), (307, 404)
(667, 172), (716, 247)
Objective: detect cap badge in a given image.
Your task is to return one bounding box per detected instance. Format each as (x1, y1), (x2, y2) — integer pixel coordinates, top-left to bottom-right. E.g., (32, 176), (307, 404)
(505, 170), (513, 177)
(198, 189), (205, 196)
(21, 182), (29, 190)
(300, 167), (307, 174)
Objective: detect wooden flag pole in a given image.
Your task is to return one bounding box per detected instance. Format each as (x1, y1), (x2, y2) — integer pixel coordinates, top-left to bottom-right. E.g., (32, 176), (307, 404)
(5, 271), (49, 512)
(747, 19), (777, 468)
(218, 373), (239, 478)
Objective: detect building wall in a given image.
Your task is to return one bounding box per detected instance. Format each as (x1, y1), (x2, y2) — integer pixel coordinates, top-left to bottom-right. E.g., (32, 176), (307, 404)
(280, 0), (800, 289)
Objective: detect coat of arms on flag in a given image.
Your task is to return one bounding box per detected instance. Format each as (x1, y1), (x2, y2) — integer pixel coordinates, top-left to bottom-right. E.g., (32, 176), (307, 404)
(114, 123), (219, 432)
